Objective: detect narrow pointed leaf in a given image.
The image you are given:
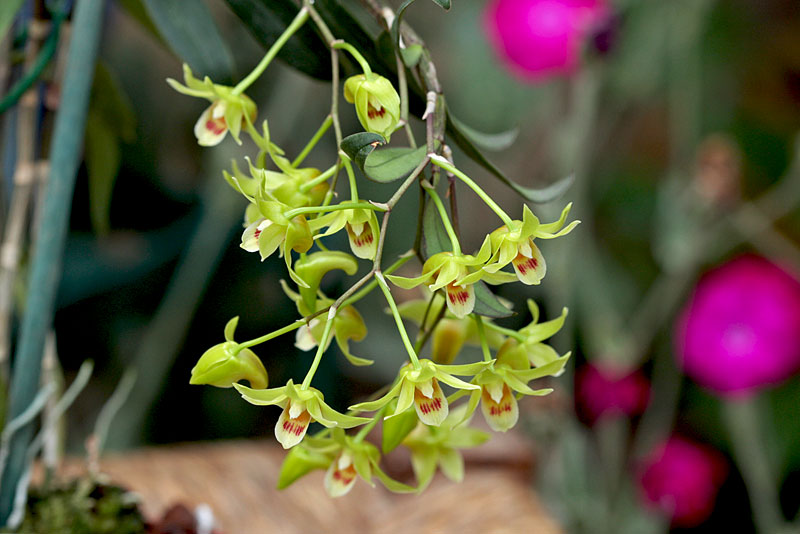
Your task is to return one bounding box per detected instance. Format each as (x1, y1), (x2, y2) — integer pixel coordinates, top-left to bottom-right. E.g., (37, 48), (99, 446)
(422, 198), (451, 259)
(447, 113), (519, 152)
(446, 110), (575, 203)
(142, 0), (234, 81)
(472, 281), (514, 318)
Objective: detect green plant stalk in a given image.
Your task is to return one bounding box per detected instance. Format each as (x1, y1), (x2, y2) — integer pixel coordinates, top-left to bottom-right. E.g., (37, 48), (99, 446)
(284, 201), (385, 219)
(343, 157), (359, 202)
(423, 185), (461, 255)
(375, 273), (421, 368)
(473, 316), (492, 362)
(395, 53), (416, 148)
(292, 115), (333, 168)
(332, 41), (372, 75)
(232, 7), (309, 95)
(483, 321), (525, 343)
(723, 397), (785, 534)
(429, 156), (513, 227)
(301, 308), (337, 389)
(299, 162), (339, 193)
(237, 320), (306, 352)
(0, 0), (106, 522)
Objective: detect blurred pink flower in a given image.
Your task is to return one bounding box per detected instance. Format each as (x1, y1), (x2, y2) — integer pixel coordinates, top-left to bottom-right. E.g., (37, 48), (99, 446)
(575, 362), (650, 424)
(484, 0), (610, 82)
(638, 436), (727, 527)
(676, 255), (800, 397)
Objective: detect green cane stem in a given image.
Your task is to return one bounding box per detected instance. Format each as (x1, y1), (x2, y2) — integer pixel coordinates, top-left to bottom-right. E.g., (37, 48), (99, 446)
(423, 186), (461, 255)
(375, 273), (421, 368)
(232, 8), (310, 95)
(301, 308), (338, 389)
(331, 41), (372, 75)
(292, 115), (333, 168)
(429, 156), (514, 227)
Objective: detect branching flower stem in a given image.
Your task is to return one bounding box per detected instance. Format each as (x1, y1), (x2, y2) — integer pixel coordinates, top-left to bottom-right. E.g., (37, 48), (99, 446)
(301, 307), (338, 389)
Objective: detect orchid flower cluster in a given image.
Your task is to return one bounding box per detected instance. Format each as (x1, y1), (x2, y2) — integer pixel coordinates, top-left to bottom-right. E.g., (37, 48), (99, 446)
(176, 2), (578, 497)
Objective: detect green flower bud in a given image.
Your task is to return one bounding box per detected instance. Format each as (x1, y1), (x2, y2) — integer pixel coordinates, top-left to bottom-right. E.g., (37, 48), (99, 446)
(344, 73), (401, 140)
(431, 318), (468, 365)
(277, 444), (333, 489)
(190, 341), (268, 389)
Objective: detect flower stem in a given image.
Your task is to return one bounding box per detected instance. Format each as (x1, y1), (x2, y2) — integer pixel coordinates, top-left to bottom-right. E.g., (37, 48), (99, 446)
(423, 185), (461, 255)
(343, 157), (359, 202)
(332, 41), (372, 76)
(284, 201), (385, 219)
(375, 272), (421, 368)
(299, 162), (339, 193)
(292, 115), (333, 168)
(354, 406), (385, 442)
(723, 397), (786, 534)
(232, 7), (309, 96)
(344, 254), (412, 307)
(473, 316), (492, 362)
(429, 155), (514, 227)
(237, 320), (306, 352)
(483, 320), (526, 343)
(301, 308), (338, 389)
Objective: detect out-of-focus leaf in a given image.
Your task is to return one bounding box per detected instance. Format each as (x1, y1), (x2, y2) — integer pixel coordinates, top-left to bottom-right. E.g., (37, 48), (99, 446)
(0, 0), (24, 41)
(429, 0), (451, 9)
(472, 281), (513, 318)
(421, 197), (450, 259)
(226, 0), (331, 80)
(84, 64), (136, 236)
(364, 145), (428, 183)
(141, 0), (235, 81)
(447, 113), (519, 152)
(400, 44), (424, 68)
(117, 0), (166, 47)
(341, 132), (385, 169)
(446, 109), (574, 203)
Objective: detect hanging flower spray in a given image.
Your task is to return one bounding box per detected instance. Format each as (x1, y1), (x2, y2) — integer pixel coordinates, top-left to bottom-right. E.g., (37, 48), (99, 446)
(173, 0), (578, 496)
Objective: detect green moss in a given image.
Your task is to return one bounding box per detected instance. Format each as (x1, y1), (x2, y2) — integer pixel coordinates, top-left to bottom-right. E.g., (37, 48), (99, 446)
(2, 478), (146, 534)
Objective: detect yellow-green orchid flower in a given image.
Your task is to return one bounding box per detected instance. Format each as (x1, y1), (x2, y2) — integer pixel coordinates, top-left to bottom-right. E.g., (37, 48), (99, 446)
(167, 64), (256, 146)
(402, 405), (489, 492)
(349, 359), (490, 427)
(484, 203), (579, 285)
(234, 379), (370, 449)
(344, 73), (401, 140)
(310, 203), (381, 260)
(277, 429), (415, 496)
(387, 238), (516, 319)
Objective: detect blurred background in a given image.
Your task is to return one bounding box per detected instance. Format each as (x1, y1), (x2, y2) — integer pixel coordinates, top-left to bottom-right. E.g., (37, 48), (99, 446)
(2, 0), (800, 532)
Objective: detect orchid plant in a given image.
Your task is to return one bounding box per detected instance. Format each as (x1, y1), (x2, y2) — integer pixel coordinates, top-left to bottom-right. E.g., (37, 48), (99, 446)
(176, 0), (578, 497)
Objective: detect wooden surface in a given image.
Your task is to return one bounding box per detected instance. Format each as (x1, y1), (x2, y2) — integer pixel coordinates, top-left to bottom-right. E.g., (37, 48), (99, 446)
(56, 434), (562, 534)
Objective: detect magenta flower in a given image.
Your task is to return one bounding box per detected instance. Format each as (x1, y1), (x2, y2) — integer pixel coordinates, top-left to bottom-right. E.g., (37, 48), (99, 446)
(676, 255), (800, 397)
(574, 362), (650, 424)
(484, 0), (610, 82)
(638, 437), (727, 527)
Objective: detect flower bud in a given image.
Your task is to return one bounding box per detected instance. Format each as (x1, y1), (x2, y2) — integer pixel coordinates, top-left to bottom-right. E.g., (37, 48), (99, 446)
(190, 342), (268, 389)
(344, 73), (401, 140)
(277, 444), (332, 490)
(431, 319), (468, 365)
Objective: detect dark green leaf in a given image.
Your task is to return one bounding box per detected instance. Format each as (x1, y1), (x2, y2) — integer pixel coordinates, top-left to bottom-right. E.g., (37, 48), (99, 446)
(421, 197), (451, 259)
(117, 0), (167, 47)
(141, 0), (235, 81)
(340, 132), (385, 169)
(225, 0), (330, 80)
(391, 0), (417, 50)
(473, 282), (513, 318)
(447, 113), (519, 152)
(363, 144), (428, 183)
(430, 0), (452, 9)
(446, 109), (575, 203)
